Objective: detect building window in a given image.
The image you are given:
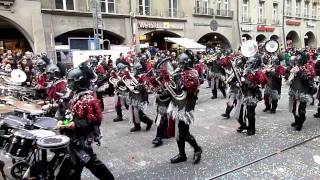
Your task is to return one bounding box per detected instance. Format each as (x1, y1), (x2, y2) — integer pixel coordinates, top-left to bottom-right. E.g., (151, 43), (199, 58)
(296, 0), (301, 17)
(169, 0), (178, 17)
(312, 3), (316, 19)
(203, 0), (208, 14)
(272, 4), (278, 24)
(217, 0), (222, 10)
(258, 2), (264, 23)
(101, 0), (115, 13)
(139, 0), (151, 16)
(195, 0), (201, 13)
(242, 0), (249, 22)
(304, 2), (309, 18)
(55, 0), (74, 10)
(223, 0), (228, 11)
(285, 0), (291, 16)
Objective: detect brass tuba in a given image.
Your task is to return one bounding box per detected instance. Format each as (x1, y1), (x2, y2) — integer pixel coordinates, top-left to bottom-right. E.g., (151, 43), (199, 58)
(156, 58), (186, 101)
(109, 71), (121, 86)
(240, 40), (258, 58)
(264, 40), (279, 54)
(121, 71), (140, 93)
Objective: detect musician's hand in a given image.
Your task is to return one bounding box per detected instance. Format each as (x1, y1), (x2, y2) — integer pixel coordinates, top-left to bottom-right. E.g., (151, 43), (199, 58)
(128, 85), (134, 91)
(37, 101), (45, 105)
(236, 83), (240, 87)
(57, 121), (63, 128)
(42, 104), (51, 111)
(67, 122), (75, 129)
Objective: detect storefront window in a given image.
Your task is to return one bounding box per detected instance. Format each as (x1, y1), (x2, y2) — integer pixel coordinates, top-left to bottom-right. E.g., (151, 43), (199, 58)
(55, 0), (74, 10)
(101, 0), (115, 13)
(139, 0), (151, 16)
(195, 0), (201, 14)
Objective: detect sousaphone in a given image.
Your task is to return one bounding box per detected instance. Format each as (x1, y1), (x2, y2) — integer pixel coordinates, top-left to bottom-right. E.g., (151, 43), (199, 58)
(264, 40), (279, 53)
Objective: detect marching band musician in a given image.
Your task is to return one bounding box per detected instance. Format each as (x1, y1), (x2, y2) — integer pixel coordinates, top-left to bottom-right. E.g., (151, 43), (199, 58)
(237, 56), (267, 136)
(149, 56), (173, 147)
(263, 55), (286, 114)
(56, 63), (114, 180)
(288, 53), (316, 131)
(127, 60), (153, 132)
(161, 53), (202, 164)
(221, 55), (245, 119)
(313, 55), (320, 118)
(41, 63), (67, 117)
(111, 63), (129, 122)
(207, 51), (227, 99)
(34, 55), (50, 99)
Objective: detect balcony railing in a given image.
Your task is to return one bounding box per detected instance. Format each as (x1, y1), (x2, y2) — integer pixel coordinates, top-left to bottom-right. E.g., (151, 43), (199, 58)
(312, 15), (317, 19)
(304, 14), (309, 18)
(215, 10), (233, 18)
(194, 7), (215, 16)
(296, 13), (301, 17)
(258, 18), (267, 24)
(136, 9), (185, 18)
(241, 17), (251, 23)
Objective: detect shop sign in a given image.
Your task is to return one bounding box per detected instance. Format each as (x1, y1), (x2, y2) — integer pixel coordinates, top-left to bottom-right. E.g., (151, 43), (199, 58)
(306, 22), (315, 28)
(241, 25), (252, 32)
(286, 20), (301, 26)
(138, 20), (184, 30)
(257, 26), (275, 32)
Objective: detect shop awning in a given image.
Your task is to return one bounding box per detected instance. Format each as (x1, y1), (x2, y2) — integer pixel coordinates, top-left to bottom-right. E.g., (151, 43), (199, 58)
(164, 37), (206, 51)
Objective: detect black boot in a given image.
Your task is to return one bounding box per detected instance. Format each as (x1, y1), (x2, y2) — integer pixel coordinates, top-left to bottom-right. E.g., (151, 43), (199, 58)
(221, 105), (233, 119)
(270, 100), (278, 114)
(113, 108), (123, 122)
(170, 140), (187, 164)
(211, 90), (217, 99)
(152, 137), (163, 147)
(139, 110), (153, 131)
(185, 135), (202, 164)
(291, 115), (299, 127)
(130, 124), (141, 132)
(220, 88), (226, 98)
(314, 108), (320, 118)
(263, 104), (271, 112)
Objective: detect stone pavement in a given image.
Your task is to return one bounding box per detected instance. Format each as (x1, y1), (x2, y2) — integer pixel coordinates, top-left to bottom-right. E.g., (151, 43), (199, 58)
(2, 84), (320, 180)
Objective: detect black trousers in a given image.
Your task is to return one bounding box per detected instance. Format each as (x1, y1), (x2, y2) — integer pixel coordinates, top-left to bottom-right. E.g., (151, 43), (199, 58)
(292, 101), (307, 126)
(177, 121), (200, 155)
(96, 92), (104, 111)
(156, 115), (168, 139)
(237, 104), (256, 132)
(56, 154), (114, 180)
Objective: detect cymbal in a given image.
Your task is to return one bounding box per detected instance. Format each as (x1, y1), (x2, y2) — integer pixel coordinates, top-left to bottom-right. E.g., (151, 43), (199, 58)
(11, 69), (27, 83)
(12, 101), (44, 114)
(0, 96), (19, 102)
(0, 104), (15, 114)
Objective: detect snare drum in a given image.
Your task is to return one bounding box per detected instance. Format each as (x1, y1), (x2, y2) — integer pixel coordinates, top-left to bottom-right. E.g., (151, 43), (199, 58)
(5, 130), (36, 158)
(33, 117), (58, 130)
(37, 135), (70, 150)
(1, 115), (31, 130)
(29, 129), (56, 140)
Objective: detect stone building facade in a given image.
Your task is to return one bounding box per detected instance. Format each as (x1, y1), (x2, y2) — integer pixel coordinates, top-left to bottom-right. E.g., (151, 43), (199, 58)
(0, 0), (320, 59)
